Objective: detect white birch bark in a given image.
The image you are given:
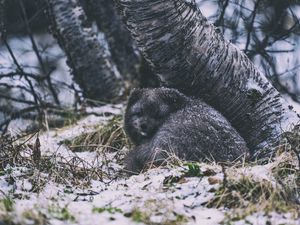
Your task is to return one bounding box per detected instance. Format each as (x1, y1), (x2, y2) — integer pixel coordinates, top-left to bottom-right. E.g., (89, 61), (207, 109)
(115, 0), (299, 157)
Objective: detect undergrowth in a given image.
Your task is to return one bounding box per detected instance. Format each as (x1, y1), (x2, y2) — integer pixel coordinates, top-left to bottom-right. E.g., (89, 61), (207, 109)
(0, 116), (130, 191)
(60, 115), (129, 153)
(1, 115), (300, 224)
(207, 151), (300, 222)
(124, 199), (188, 225)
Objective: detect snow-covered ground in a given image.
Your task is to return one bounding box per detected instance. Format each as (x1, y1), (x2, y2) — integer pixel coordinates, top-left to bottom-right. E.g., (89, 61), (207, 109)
(0, 105), (299, 225)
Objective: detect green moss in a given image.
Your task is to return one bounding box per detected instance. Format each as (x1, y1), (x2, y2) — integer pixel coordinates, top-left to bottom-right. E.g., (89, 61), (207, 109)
(92, 206), (123, 214)
(130, 209), (148, 223)
(0, 195), (20, 225)
(127, 209), (188, 225)
(124, 200), (188, 225)
(163, 162), (203, 187)
(184, 162), (203, 177)
(0, 196), (14, 212)
(48, 204), (75, 222)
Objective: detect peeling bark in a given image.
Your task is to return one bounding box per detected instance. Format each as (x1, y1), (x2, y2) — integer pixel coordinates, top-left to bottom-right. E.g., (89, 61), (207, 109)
(115, 0), (299, 157)
(41, 0), (123, 102)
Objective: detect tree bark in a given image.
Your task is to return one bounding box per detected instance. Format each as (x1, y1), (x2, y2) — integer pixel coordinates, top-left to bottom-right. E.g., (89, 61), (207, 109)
(115, 0), (299, 157)
(41, 0), (123, 102)
(0, 0), (5, 37)
(80, 0), (139, 80)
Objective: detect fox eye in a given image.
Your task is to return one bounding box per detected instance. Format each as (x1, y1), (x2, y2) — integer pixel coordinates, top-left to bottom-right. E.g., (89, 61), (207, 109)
(132, 111), (142, 117)
(130, 105), (142, 116)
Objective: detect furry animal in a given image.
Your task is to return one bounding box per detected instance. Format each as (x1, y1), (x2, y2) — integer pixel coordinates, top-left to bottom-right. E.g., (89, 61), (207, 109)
(124, 88), (250, 173)
(124, 88), (187, 145)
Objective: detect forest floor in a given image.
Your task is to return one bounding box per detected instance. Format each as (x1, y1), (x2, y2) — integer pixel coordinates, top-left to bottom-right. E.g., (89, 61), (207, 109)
(0, 104), (299, 225)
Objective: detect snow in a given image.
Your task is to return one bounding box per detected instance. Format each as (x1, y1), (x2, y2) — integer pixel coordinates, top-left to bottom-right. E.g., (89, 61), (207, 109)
(1, 105), (300, 224)
(190, 208), (224, 225)
(246, 78), (265, 94)
(280, 96), (300, 131)
(1, 1), (300, 223)
(159, 33), (172, 42)
(234, 212), (298, 225)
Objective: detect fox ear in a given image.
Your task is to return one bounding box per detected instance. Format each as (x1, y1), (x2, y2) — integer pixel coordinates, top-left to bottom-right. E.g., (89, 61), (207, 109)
(161, 88), (188, 109)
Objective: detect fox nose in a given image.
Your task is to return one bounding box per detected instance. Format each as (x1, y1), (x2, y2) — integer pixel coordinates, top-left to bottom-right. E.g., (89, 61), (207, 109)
(132, 120), (140, 129)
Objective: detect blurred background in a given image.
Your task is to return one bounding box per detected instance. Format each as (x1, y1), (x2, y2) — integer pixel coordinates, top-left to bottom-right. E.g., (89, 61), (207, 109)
(0, 0), (299, 134)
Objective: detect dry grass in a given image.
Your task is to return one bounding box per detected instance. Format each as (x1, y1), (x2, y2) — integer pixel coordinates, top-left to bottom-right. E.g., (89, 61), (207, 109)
(1, 116), (300, 224)
(0, 116), (129, 224)
(61, 115), (129, 153)
(206, 150), (300, 222)
(0, 116), (130, 191)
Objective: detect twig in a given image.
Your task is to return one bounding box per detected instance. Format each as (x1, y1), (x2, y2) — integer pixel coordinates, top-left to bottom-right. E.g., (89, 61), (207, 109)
(19, 0), (60, 106)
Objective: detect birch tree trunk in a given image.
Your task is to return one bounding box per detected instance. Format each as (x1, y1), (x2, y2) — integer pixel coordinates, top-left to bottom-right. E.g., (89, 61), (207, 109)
(80, 0), (139, 80)
(41, 0), (123, 102)
(115, 0), (299, 158)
